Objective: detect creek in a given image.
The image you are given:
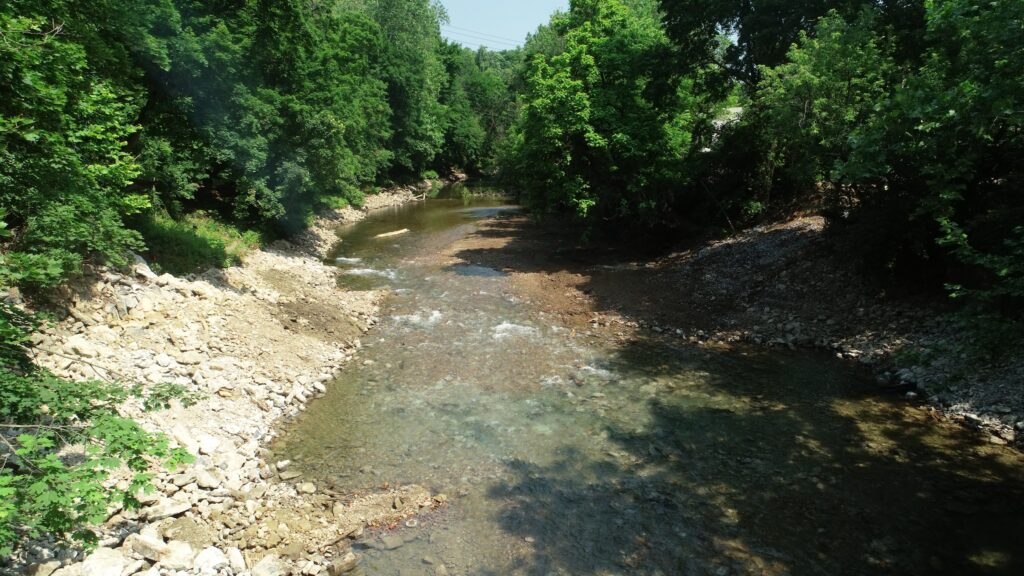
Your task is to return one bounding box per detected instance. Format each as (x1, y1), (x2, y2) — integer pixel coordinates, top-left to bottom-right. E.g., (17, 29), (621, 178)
(273, 190), (1024, 575)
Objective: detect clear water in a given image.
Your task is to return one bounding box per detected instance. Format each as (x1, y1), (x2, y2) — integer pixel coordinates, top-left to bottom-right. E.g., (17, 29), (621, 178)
(274, 194), (1024, 575)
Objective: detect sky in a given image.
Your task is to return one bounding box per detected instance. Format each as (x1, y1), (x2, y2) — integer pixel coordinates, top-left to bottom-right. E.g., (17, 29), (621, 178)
(440, 0), (569, 51)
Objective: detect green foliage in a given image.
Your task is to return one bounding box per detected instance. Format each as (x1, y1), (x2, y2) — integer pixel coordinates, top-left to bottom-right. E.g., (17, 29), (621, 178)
(506, 0), (702, 234)
(829, 0), (1024, 307)
(135, 211), (261, 276)
(0, 302), (193, 555)
(756, 10), (896, 195)
(372, 0), (447, 177)
(0, 10), (148, 287)
(435, 42), (521, 174)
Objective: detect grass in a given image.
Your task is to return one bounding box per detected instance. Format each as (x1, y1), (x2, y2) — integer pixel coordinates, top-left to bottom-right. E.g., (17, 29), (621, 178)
(135, 211), (263, 275)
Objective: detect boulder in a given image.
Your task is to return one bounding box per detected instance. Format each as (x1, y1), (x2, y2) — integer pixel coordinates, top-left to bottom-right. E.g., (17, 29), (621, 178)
(160, 541), (195, 570)
(144, 498), (191, 521)
(125, 533), (169, 562)
(193, 547), (230, 573)
(81, 547), (125, 576)
(252, 554), (288, 576)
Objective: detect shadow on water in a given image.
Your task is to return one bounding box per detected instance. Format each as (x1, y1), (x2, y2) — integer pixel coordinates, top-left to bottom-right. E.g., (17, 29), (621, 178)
(278, 200), (1024, 576)
(485, 337), (1024, 576)
(442, 214), (1024, 575)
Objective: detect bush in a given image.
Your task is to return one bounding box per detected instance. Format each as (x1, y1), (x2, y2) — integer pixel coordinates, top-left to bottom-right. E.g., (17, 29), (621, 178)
(135, 212), (262, 276)
(0, 302), (194, 555)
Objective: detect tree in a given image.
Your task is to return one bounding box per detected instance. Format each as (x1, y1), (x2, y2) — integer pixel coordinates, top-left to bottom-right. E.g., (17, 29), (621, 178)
(371, 0), (447, 178)
(506, 0), (700, 234)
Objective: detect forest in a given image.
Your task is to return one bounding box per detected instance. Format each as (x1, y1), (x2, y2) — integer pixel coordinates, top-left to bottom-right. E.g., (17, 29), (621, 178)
(2, 0), (1023, 559)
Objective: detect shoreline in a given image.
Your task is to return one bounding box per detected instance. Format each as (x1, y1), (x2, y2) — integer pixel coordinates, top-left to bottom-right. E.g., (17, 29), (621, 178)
(446, 213), (1023, 448)
(13, 184), (432, 576)
(12, 193), (1021, 575)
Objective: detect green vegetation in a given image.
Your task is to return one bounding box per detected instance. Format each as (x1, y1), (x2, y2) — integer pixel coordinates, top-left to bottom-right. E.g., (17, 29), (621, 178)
(0, 301), (194, 554)
(136, 212), (262, 276)
(505, 0), (1023, 323)
(0, 0), (515, 554)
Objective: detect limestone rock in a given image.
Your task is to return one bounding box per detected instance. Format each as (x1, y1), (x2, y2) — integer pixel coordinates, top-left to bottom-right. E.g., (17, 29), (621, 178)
(160, 541), (195, 570)
(226, 547), (246, 571)
(144, 498), (191, 521)
(126, 533), (169, 562)
(328, 552), (359, 575)
(193, 547), (229, 573)
(195, 467), (222, 489)
(252, 554), (288, 576)
(81, 547), (125, 576)
(29, 560), (62, 576)
(66, 335), (98, 358)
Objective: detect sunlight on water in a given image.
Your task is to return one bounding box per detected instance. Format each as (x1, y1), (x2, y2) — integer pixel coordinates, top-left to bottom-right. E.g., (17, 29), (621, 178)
(273, 192), (1024, 576)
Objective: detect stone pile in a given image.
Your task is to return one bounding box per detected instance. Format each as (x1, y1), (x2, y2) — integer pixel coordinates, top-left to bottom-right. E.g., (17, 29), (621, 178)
(12, 194), (443, 576)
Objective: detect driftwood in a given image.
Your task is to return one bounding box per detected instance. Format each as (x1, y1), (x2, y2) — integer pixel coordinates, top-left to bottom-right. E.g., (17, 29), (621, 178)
(374, 228), (410, 239)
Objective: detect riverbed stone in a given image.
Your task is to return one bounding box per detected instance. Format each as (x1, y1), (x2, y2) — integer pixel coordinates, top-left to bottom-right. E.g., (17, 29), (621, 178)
(226, 547), (246, 571)
(66, 335), (98, 358)
(195, 467), (222, 489)
(252, 554), (288, 576)
(126, 533), (169, 562)
(81, 547), (125, 576)
(29, 560), (62, 576)
(193, 547), (229, 573)
(144, 498), (191, 521)
(380, 534), (404, 550)
(328, 552), (359, 575)
(160, 541), (195, 570)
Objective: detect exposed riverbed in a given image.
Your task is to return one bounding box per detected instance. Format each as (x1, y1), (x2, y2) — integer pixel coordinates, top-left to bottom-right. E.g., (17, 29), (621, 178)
(273, 193), (1024, 576)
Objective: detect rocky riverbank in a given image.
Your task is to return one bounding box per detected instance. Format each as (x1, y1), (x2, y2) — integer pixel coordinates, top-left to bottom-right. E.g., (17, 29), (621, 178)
(448, 214), (1024, 448)
(10, 185), (439, 576)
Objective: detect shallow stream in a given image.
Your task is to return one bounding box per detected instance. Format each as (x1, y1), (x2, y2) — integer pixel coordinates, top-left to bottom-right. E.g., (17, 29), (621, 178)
(274, 192), (1024, 575)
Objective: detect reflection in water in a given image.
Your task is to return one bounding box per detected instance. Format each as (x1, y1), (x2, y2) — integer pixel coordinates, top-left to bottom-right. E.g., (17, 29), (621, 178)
(274, 195), (1024, 575)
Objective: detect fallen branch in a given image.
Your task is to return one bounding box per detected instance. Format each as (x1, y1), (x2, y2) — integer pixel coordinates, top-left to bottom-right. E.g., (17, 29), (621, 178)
(374, 229), (410, 239)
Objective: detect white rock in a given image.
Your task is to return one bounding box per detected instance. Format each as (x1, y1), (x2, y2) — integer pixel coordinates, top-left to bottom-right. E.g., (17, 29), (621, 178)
(144, 498), (191, 520)
(178, 350), (203, 365)
(51, 565), (83, 576)
(66, 334), (99, 358)
(159, 541), (195, 570)
(197, 433), (221, 455)
(193, 547), (229, 573)
(171, 425), (200, 453)
(126, 533), (169, 562)
(226, 547), (246, 571)
(132, 253), (158, 280)
(120, 559), (146, 576)
(195, 467), (222, 489)
(252, 554), (288, 576)
(220, 451), (248, 472)
(30, 560), (62, 576)
(81, 547), (125, 576)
